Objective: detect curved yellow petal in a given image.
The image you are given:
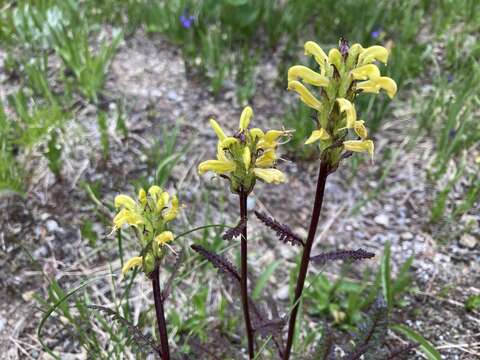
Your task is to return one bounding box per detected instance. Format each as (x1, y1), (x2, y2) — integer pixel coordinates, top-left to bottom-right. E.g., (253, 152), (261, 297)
(113, 209), (144, 229)
(250, 128), (264, 140)
(358, 45), (389, 65)
(239, 106), (253, 130)
(376, 77), (397, 98)
(356, 80), (380, 94)
(287, 81), (322, 110)
(288, 65), (329, 87)
(351, 64), (381, 80)
(328, 48), (342, 71)
(209, 119), (226, 141)
(198, 159), (236, 175)
(148, 185), (163, 199)
(163, 196), (179, 222)
(336, 98), (357, 128)
(258, 130), (285, 149)
(349, 43), (364, 58)
(122, 256), (143, 275)
(243, 147), (251, 169)
(114, 195), (136, 210)
(305, 128), (330, 145)
(254, 168), (286, 184)
(255, 149), (276, 168)
(155, 231), (174, 246)
(220, 137), (239, 149)
(156, 191), (169, 211)
(138, 188), (147, 206)
(353, 120), (368, 139)
(304, 41), (328, 72)
(343, 140), (374, 160)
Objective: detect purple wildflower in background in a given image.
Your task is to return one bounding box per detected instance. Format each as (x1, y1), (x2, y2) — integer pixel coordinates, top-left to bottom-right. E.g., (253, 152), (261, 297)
(180, 11), (194, 29)
(447, 74), (454, 83)
(371, 27), (382, 39)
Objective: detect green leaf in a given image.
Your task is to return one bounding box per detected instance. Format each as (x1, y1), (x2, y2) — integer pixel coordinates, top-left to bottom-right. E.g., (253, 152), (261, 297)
(465, 295), (480, 311)
(392, 324), (441, 360)
(252, 260), (280, 300)
(381, 242), (393, 309)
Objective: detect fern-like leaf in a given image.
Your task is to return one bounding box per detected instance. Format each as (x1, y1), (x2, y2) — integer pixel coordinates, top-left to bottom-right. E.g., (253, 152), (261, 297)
(222, 219), (246, 241)
(191, 244), (240, 282)
(254, 211), (304, 246)
(310, 248), (374, 264)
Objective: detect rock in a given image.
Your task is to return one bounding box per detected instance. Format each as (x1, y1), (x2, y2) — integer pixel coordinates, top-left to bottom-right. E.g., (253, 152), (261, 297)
(293, 227), (308, 240)
(374, 214), (390, 227)
(0, 318), (5, 332)
(401, 232), (414, 241)
(459, 234), (477, 249)
(275, 285), (290, 301)
(45, 219), (59, 233)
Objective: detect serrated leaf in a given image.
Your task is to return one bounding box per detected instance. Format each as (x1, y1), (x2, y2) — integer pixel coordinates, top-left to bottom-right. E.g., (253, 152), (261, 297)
(392, 324), (441, 360)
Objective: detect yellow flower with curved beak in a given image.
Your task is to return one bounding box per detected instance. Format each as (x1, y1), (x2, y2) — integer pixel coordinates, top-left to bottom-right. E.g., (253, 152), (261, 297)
(304, 41), (329, 74)
(343, 140), (374, 160)
(357, 77), (397, 99)
(305, 128), (330, 145)
(288, 65), (329, 87)
(337, 98), (357, 129)
(351, 64), (381, 80)
(122, 256), (143, 275)
(239, 106), (253, 131)
(253, 168), (286, 184)
(287, 81), (322, 110)
(358, 45), (389, 65)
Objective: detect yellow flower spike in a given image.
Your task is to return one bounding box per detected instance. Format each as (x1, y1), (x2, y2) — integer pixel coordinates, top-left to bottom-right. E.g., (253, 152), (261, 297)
(122, 256), (143, 275)
(243, 147), (251, 169)
(353, 120), (368, 139)
(156, 191), (169, 211)
(304, 41), (328, 72)
(209, 119), (226, 141)
(220, 137), (239, 149)
(138, 188), (147, 206)
(357, 77), (397, 98)
(114, 194), (136, 210)
(198, 159), (236, 175)
(358, 45), (389, 65)
(164, 196), (179, 222)
(250, 128), (264, 139)
(239, 106), (253, 130)
(254, 168), (286, 184)
(255, 150), (276, 168)
(258, 130), (285, 149)
(337, 98), (357, 128)
(305, 128), (331, 145)
(155, 231), (174, 246)
(328, 48), (342, 71)
(343, 140), (375, 160)
(287, 81), (322, 110)
(351, 64), (381, 80)
(287, 65), (330, 87)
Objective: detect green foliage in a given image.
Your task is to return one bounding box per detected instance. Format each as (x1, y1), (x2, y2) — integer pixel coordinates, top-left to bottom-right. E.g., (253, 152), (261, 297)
(392, 324), (442, 360)
(305, 244), (413, 331)
(465, 295), (480, 312)
(97, 111), (110, 159)
(45, 131), (63, 178)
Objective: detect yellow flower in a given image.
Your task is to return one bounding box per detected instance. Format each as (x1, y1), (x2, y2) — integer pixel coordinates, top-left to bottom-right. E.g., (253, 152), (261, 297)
(357, 77), (397, 99)
(122, 256), (143, 275)
(337, 98), (357, 129)
(239, 106), (253, 130)
(243, 147), (251, 169)
(305, 128), (330, 145)
(353, 120), (368, 139)
(163, 196), (179, 222)
(138, 188), (147, 206)
(257, 130), (285, 150)
(254, 168), (286, 184)
(155, 231), (174, 246)
(210, 119), (227, 141)
(350, 64), (380, 80)
(358, 45), (389, 65)
(343, 140), (374, 159)
(304, 41), (329, 73)
(287, 81), (322, 110)
(114, 194), (136, 210)
(113, 208), (144, 229)
(255, 149), (276, 167)
(328, 48), (342, 71)
(288, 65), (329, 87)
(198, 159), (236, 175)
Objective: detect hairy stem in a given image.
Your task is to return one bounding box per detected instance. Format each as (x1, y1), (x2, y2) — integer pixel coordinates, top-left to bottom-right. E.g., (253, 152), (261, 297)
(283, 160), (330, 359)
(151, 266), (170, 360)
(239, 188), (255, 359)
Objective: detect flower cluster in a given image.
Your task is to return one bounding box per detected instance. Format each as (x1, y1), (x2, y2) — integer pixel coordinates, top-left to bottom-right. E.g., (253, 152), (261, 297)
(287, 39), (397, 164)
(112, 185), (180, 275)
(198, 106), (288, 194)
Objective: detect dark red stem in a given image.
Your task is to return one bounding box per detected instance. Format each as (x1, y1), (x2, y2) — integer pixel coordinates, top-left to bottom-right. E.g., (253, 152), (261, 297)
(239, 188), (255, 359)
(151, 266), (170, 360)
(283, 160), (330, 359)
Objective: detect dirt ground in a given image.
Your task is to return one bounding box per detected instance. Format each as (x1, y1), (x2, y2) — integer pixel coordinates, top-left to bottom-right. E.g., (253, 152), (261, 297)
(1, 30), (479, 359)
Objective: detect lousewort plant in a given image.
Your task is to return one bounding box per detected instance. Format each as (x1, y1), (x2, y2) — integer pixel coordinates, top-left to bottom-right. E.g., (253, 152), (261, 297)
(281, 38), (397, 359)
(112, 186), (180, 360)
(197, 107), (289, 358)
